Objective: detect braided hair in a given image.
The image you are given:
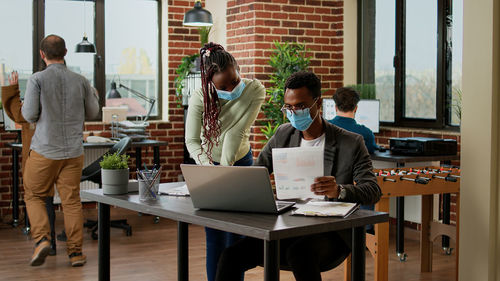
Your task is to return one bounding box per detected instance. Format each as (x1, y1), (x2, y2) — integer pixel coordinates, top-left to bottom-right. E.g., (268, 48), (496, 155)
(199, 42), (238, 163)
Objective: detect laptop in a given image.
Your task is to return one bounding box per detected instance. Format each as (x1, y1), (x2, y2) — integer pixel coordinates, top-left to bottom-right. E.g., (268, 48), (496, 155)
(180, 164), (295, 214)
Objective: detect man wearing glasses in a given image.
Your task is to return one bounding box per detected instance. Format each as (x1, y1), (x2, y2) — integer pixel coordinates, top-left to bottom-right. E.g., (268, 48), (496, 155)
(215, 71), (381, 281)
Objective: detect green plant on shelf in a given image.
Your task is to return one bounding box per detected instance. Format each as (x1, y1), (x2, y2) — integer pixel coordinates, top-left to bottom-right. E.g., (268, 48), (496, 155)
(99, 152), (130, 170)
(174, 27), (212, 106)
(260, 41), (311, 142)
(345, 84), (377, 100)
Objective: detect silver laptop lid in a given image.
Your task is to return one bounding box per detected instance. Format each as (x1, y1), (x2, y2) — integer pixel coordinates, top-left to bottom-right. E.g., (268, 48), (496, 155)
(180, 164), (284, 213)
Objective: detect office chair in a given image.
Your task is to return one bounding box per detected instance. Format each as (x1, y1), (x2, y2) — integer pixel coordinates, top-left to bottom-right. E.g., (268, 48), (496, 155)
(58, 137), (133, 241)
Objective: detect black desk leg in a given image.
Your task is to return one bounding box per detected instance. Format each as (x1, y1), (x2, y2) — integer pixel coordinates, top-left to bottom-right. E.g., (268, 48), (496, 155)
(264, 240), (280, 281)
(396, 197), (407, 261)
(98, 203), (110, 281)
(178, 222), (189, 281)
(442, 193), (452, 254)
(352, 226), (366, 281)
(153, 146), (160, 166)
(12, 149), (19, 227)
(136, 147), (142, 170)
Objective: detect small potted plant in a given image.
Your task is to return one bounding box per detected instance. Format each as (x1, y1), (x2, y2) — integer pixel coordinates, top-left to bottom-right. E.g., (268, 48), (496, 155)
(100, 152), (130, 195)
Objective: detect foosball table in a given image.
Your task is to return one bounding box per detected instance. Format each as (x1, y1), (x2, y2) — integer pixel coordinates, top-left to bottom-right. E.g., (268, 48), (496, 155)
(344, 166), (461, 281)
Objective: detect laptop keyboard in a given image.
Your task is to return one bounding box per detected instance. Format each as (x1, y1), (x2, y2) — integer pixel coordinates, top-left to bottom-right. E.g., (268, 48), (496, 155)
(276, 201), (294, 210)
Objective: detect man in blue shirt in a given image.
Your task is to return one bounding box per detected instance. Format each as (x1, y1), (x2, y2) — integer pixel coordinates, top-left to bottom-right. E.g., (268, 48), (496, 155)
(329, 87), (377, 233)
(328, 87), (378, 154)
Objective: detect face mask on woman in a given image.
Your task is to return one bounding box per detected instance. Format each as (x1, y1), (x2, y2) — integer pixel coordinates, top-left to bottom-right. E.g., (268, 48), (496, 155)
(215, 79), (246, 101)
(284, 99), (319, 131)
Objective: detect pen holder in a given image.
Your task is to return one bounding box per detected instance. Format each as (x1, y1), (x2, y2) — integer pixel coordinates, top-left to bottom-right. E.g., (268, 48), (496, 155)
(138, 174), (159, 201)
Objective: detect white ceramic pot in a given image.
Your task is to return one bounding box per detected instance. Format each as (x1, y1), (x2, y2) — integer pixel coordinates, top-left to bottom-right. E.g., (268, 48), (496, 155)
(102, 168), (129, 195)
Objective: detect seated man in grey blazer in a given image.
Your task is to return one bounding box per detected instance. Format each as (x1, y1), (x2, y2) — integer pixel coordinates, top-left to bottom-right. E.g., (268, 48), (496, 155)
(215, 71), (381, 281)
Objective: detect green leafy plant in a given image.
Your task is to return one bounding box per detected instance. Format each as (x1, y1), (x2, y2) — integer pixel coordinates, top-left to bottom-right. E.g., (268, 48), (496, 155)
(260, 41), (311, 142)
(99, 152), (130, 170)
(174, 53), (199, 104)
(345, 84), (377, 99)
(174, 27), (212, 106)
(198, 26), (212, 47)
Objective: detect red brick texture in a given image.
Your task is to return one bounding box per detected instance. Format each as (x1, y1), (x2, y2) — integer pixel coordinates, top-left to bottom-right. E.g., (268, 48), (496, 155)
(226, 0), (345, 154)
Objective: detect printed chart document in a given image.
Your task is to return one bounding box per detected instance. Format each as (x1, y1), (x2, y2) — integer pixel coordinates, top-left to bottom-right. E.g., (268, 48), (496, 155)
(272, 146), (324, 200)
(292, 201), (359, 217)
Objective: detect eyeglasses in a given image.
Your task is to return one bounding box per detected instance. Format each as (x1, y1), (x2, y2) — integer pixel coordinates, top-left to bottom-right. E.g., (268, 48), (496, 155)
(281, 98), (318, 115)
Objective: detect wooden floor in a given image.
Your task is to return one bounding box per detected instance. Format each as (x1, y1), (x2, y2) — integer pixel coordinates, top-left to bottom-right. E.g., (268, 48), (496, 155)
(0, 208), (457, 281)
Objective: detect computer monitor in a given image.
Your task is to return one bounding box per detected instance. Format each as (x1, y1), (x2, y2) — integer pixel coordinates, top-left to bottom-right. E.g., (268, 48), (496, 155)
(3, 109), (22, 131)
(323, 99), (380, 133)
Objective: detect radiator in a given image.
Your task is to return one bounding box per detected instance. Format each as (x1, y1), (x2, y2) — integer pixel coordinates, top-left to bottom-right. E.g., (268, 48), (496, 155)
(53, 148), (108, 204)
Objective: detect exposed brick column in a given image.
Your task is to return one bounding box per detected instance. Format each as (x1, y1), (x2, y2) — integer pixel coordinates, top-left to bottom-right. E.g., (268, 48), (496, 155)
(226, 0), (345, 153)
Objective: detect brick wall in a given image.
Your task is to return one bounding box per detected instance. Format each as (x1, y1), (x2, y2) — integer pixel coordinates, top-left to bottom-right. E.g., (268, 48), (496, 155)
(225, 0), (344, 153)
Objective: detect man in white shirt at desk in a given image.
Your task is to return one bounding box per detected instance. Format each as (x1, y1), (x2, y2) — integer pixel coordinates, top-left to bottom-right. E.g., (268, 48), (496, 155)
(216, 71), (381, 281)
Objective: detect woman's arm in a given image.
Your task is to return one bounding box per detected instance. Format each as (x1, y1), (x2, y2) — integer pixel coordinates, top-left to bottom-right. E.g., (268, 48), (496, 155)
(185, 89), (211, 165)
(1, 71), (28, 124)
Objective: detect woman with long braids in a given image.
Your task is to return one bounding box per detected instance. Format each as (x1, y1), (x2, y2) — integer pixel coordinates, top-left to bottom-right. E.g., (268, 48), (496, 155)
(185, 42), (265, 281)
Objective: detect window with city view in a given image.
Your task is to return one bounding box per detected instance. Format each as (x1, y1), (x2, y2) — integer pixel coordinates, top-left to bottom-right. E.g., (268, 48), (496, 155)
(105, 0), (159, 118)
(45, 0), (96, 83)
(360, 0), (461, 128)
(374, 0), (395, 122)
(451, 0), (463, 126)
(405, 0), (437, 119)
(0, 0), (33, 96)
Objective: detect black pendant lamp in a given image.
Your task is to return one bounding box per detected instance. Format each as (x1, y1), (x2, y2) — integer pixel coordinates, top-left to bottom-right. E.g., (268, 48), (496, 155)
(75, 0), (96, 53)
(75, 35), (96, 53)
(183, 0), (213, 27)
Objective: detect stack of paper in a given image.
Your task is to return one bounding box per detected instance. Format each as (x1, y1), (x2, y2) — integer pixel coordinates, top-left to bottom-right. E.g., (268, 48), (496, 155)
(292, 201), (359, 217)
(159, 183), (190, 196)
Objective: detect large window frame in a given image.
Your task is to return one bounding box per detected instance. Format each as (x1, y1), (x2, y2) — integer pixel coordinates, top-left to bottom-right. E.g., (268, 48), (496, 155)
(32, 0), (162, 120)
(358, 0), (457, 130)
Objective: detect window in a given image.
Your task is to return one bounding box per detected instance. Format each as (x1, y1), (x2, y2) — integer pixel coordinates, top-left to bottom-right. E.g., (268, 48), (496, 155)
(359, 0), (461, 129)
(105, 0), (160, 117)
(0, 0), (162, 119)
(374, 0), (395, 122)
(0, 0), (33, 95)
(405, 0), (437, 119)
(450, 0), (463, 125)
(45, 0), (95, 83)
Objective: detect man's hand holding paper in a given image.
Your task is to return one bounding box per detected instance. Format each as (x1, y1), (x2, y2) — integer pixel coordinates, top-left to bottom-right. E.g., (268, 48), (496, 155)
(311, 176), (339, 199)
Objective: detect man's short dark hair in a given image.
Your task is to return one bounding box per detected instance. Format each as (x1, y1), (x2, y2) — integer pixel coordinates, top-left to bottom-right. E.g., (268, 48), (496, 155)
(284, 71), (321, 99)
(40, 35), (66, 60)
(333, 87), (360, 112)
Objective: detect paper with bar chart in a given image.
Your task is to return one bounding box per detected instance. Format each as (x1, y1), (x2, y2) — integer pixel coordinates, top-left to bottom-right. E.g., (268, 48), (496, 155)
(272, 147), (324, 200)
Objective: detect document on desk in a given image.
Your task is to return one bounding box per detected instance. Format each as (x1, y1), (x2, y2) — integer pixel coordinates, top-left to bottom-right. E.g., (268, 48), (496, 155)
(292, 201), (359, 217)
(272, 146), (324, 200)
(158, 182), (190, 196)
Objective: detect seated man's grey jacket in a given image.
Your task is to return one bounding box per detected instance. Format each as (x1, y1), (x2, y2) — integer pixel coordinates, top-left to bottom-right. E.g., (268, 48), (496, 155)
(256, 119), (381, 205)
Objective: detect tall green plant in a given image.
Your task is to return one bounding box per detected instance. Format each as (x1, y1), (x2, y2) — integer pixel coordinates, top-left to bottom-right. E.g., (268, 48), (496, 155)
(260, 41), (311, 142)
(174, 27), (212, 105)
(345, 84), (377, 100)
(198, 26), (212, 47)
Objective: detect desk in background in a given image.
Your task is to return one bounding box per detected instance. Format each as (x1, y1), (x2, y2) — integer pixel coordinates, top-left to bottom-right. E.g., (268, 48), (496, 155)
(7, 139), (168, 227)
(81, 186), (388, 281)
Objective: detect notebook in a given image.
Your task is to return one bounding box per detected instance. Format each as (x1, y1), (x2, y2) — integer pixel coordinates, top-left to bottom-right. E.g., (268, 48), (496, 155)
(292, 201), (359, 217)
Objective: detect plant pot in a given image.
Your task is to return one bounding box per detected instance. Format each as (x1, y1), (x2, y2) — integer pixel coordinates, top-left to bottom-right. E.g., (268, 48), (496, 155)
(102, 168), (129, 195)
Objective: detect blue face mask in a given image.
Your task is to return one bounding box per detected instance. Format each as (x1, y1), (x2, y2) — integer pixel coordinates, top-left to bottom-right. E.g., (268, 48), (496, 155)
(285, 99), (319, 131)
(216, 80), (246, 100)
